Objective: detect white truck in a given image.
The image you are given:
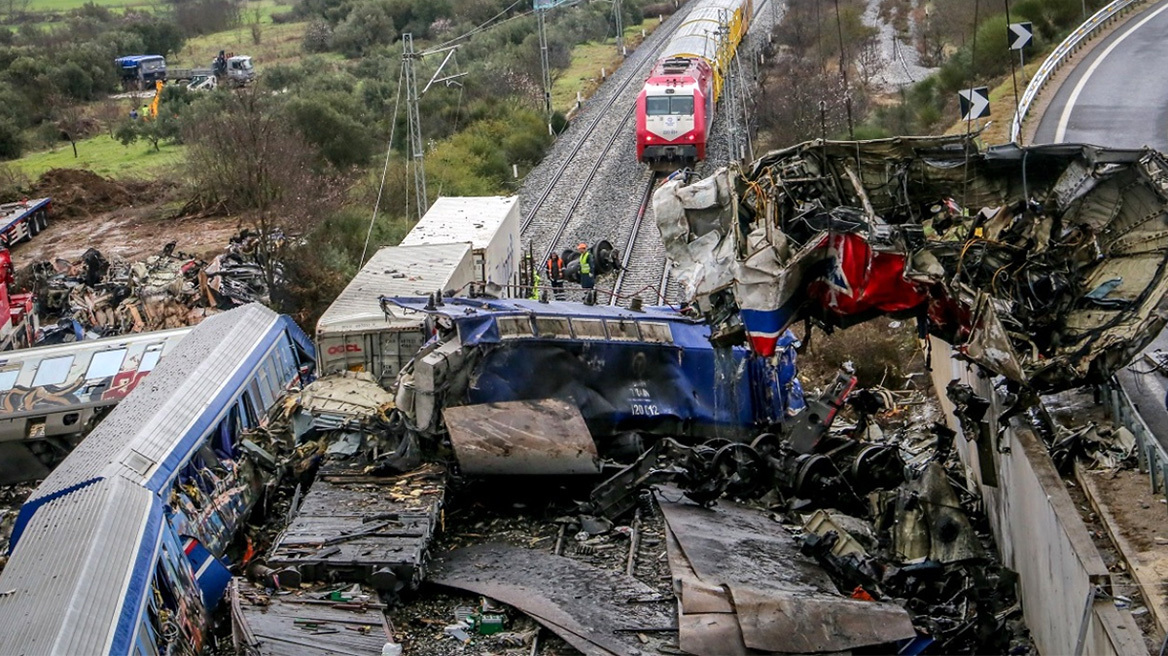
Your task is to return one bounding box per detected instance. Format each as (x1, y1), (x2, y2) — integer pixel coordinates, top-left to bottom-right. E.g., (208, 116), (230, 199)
(315, 242), (474, 386)
(400, 196), (520, 295)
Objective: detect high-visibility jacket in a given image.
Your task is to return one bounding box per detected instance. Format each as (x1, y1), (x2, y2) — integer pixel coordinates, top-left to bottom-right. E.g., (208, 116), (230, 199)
(579, 251), (591, 275)
(529, 273), (541, 300)
(546, 255), (563, 280)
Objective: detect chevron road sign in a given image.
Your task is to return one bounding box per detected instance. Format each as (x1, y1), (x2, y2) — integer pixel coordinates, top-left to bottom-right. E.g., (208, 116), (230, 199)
(959, 87), (990, 122)
(1009, 22), (1033, 50)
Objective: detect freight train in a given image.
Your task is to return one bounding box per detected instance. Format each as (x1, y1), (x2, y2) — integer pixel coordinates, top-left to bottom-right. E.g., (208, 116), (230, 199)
(636, 0), (753, 169)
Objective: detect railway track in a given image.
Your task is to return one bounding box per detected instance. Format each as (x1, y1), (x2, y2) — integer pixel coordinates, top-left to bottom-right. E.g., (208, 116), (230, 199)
(610, 173), (669, 305)
(519, 8), (689, 273)
(520, 0), (785, 307)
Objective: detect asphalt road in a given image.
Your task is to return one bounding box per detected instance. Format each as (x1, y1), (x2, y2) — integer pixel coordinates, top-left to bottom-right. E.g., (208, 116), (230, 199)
(1034, 1), (1168, 451)
(1032, 0), (1168, 149)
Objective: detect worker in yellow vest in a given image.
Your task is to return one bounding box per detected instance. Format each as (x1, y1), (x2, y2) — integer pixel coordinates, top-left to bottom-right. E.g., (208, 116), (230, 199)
(577, 243), (593, 290)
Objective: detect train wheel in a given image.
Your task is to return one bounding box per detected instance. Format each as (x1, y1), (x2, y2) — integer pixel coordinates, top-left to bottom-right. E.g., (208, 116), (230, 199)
(30, 214), (40, 237)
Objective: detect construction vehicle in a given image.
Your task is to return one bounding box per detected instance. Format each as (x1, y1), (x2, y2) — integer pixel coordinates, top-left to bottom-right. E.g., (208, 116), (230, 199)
(168, 53), (255, 89)
(114, 55), (167, 91)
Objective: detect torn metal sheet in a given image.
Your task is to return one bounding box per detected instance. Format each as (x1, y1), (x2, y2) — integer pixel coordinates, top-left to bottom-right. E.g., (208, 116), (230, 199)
(430, 543), (674, 656)
(656, 136), (1168, 390)
(442, 398), (600, 475)
(656, 489), (916, 653)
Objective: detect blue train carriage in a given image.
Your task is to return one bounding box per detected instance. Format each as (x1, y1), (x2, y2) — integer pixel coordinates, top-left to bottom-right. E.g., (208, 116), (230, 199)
(386, 297), (805, 443)
(0, 303), (314, 656)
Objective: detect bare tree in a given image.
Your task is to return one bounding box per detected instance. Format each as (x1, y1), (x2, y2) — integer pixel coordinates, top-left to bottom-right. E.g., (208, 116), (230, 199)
(48, 93), (88, 159)
(182, 87), (348, 294)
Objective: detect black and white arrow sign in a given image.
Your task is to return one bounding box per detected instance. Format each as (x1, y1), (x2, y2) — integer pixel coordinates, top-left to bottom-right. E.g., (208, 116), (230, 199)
(1008, 22), (1033, 50)
(958, 87), (990, 121)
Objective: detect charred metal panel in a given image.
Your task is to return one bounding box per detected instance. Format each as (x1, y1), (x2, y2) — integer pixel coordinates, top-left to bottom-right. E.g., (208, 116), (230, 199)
(443, 399), (600, 475)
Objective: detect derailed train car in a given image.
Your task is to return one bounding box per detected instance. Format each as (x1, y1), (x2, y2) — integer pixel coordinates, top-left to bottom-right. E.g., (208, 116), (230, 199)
(654, 136), (1168, 391)
(0, 304), (314, 655)
(386, 297), (806, 447)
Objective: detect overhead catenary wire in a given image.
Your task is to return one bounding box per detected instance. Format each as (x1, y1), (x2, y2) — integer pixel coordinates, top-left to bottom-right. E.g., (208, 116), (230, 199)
(360, 61), (406, 267)
(425, 0), (529, 54)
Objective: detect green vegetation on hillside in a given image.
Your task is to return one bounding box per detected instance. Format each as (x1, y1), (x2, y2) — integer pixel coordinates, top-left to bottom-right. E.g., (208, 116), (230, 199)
(0, 0), (659, 323)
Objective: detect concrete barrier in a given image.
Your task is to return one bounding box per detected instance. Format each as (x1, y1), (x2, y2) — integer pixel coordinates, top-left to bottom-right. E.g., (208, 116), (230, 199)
(929, 338), (1144, 655)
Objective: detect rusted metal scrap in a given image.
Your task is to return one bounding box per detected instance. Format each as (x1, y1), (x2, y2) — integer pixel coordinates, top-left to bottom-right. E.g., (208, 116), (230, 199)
(655, 136), (1168, 390)
(30, 231), (275, 337)
(443, 399), (601, 475)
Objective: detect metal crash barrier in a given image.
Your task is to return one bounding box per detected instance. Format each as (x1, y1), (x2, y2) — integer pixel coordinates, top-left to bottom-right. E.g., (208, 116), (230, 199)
(1010, 0), (1149, 143)
(1101, 376), (1168, 506)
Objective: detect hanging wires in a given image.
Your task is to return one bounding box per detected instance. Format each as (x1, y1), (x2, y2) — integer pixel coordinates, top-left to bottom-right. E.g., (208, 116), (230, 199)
(361, 61), (406, 267)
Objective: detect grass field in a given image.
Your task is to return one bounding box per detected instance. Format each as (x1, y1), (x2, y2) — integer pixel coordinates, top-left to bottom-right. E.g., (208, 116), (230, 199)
(23, 0), (148, 13)
(13, 134), (184, 180)
(176, 18), (309, 69)
(551, 17), (660, 114)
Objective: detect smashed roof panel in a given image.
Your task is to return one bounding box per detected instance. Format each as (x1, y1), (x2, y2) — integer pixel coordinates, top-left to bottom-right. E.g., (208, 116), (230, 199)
(655, 136), (1168, 390)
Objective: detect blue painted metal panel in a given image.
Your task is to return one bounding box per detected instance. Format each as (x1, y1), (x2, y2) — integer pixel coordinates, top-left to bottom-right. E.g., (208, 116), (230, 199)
(386, 297), (805, 438)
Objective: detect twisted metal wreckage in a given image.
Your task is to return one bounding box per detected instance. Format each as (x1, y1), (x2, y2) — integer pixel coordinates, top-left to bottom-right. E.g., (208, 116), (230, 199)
(12, 138), (1168, 655)
(654, 135), (1168, 391)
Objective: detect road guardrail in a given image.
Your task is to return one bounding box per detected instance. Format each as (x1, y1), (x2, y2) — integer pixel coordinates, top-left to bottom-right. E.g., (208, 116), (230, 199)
(1010, 0), (1149, 143)
(1101, 376), (1168, 506)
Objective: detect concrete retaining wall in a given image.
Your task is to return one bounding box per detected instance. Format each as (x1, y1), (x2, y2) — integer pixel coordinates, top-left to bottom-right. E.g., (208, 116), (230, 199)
(928, 338), (1145, 655)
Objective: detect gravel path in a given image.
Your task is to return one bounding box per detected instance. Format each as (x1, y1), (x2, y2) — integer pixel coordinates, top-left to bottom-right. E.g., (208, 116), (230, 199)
(862, 0), (937, 90)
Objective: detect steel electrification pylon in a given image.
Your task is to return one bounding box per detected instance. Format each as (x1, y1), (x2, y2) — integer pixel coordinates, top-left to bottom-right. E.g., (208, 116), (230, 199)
(403, 34), (427, 221)
(402, 34), (468, 220)
(537, 8), (553, 130)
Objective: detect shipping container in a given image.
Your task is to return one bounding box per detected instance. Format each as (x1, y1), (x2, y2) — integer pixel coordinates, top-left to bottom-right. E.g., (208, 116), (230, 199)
(315, 243), (474, 385)
(399, 196), (520, 293)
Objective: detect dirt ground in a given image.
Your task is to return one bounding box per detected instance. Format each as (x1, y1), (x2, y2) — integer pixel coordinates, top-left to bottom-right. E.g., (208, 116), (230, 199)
(1090, 469), (1168, 553)
(13, 169), (243, 264)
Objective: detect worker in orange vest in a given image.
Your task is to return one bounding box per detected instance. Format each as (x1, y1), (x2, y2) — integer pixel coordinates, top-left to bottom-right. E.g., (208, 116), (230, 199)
(546, 252), (565, 300)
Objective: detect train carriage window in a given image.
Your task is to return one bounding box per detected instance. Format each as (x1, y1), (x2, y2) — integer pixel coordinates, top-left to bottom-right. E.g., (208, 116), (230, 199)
(646, 96), (670, 116)
(0, 368), (19, 391)
(240, 392), (257, 427)
(86, 348), (127, 380)
(32, 355), (73, 387)
(670, 96), (694, 115)
(256, 364), (274, 409)
(138, 344), (164, 373)
(274, 340), (293, 381)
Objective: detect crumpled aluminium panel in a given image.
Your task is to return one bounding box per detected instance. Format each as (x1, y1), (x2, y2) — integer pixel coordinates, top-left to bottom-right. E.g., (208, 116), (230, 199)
(655, 136), (1168, 390)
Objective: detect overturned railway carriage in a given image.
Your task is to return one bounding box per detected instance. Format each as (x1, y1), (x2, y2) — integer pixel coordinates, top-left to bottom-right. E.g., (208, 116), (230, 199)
(0, 326), (191, 484)
(636, 0), (752, 167)
(0, 304), (314, 655)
